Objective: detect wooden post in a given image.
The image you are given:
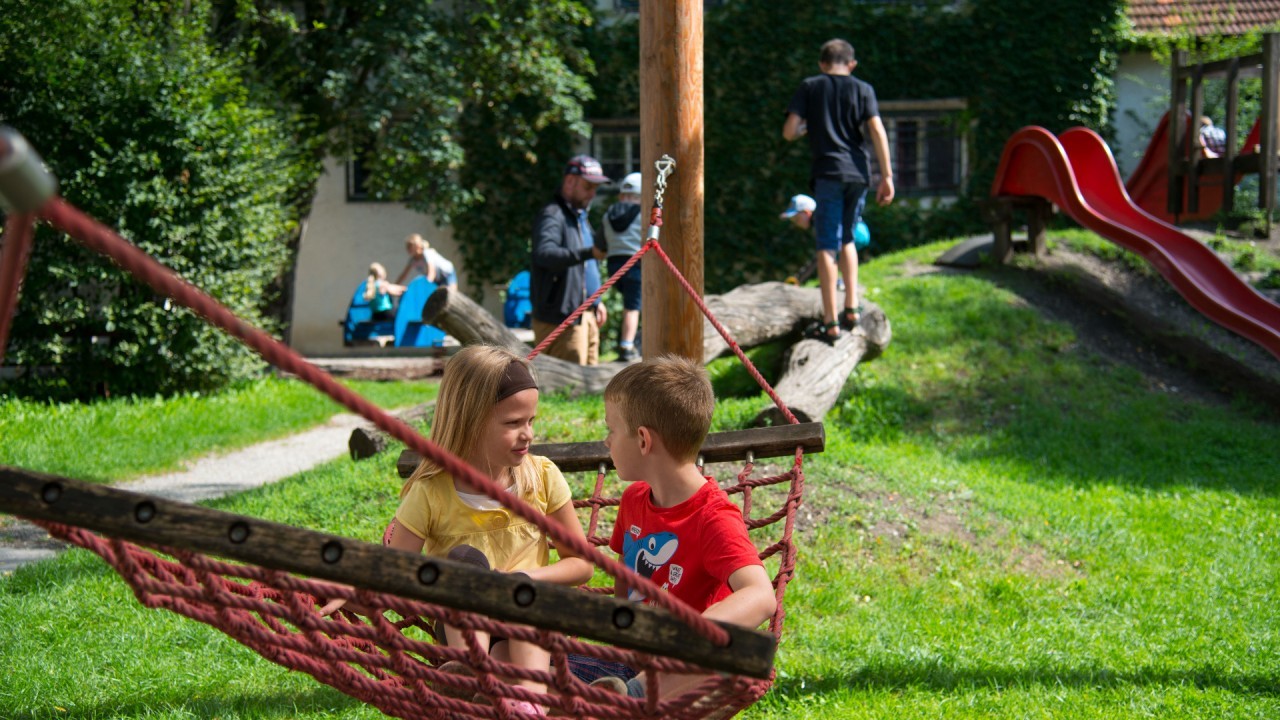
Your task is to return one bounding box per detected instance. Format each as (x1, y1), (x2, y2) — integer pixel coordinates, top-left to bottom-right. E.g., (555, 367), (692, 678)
(1261, 33), (1279, 234)
(1224, 57), (1240, 216)
(640, 0), (704, 362)
(1027, 198), (1050, 257)
(1188, 65), (1204, 215)
(1169, 49), (1188, 219)
(990, 198), (1013, 264)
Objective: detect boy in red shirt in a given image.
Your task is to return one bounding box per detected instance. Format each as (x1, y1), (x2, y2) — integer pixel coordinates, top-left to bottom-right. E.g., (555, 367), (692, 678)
(594, 355), (777, 698)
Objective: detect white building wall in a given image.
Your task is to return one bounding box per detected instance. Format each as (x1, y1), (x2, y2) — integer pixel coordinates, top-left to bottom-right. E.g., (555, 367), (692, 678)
(288, 157), (500, 356)
(1112, 51), (1168, 177)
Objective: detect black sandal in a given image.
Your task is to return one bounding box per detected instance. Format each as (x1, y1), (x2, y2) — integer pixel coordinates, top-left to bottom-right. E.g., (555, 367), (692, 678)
(805, 320), (841, 345)
(839, 304), (863, 331)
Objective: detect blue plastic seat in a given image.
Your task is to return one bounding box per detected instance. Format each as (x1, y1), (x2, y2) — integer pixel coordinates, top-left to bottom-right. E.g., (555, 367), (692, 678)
(394, 277), (446, 348)
(503, 270), (532, 329)
(342, 283), (395, 346)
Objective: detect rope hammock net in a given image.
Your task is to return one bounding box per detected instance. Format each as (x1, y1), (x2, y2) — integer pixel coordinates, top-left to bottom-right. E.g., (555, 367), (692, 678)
(0, 136), (814, 720)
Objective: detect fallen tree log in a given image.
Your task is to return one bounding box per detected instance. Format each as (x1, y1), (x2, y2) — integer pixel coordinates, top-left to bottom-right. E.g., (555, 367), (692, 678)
(753, 302), (892, 426)
(348, 402), (436, 461)
(406, 283), (888, 441)
(700, 282), (823, 359)
(425, 280), (825, 380)
(422, 288), (620, 396)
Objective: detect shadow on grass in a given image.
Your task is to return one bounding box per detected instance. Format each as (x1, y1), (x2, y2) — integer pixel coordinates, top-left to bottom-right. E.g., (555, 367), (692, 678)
(771, 660), (1280, 699)
(12, 684), (364, 720)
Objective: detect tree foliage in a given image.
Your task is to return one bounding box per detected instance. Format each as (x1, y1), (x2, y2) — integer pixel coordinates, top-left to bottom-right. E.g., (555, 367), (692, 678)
(0, 0), (1137, 397)
(212, 0), (598, 298)
(1, 0), (598, 398)
(0, 0), (315, 400)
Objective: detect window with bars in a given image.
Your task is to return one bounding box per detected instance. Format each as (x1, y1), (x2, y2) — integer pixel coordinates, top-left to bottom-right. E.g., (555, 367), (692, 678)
(872, 99), (969, 196)
(589, 122), (642, 190)
(591, 101), (968, 198)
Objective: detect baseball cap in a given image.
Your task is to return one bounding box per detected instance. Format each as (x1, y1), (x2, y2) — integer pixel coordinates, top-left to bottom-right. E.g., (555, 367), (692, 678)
(779, 194), (816, 219)
(565, 155), (611, 184)
(620, 172), (642, 195)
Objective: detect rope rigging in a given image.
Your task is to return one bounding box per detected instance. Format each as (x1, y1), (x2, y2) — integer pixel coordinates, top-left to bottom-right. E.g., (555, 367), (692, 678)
(0, 131), (815, 719)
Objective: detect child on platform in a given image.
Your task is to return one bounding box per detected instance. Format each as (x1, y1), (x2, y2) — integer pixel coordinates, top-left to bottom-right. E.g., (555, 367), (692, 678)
(325, 345), (593, 716)
(395, 232), (459, 291)
(588, 355), (777, 699)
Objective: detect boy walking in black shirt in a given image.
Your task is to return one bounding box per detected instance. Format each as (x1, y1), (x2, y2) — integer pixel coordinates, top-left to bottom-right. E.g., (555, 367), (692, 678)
(783, 38), (894, 342)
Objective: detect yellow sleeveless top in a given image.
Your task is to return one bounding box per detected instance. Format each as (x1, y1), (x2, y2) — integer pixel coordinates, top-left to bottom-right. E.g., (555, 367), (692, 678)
(394, 455), (571, 573)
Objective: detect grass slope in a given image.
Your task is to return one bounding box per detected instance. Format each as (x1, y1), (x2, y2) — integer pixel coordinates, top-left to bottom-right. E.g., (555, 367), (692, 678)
(2, 240), (1278, 718)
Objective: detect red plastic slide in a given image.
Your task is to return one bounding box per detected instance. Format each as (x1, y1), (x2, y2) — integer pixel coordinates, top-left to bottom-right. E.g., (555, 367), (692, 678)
(1124, 110), (1260, 223)
(991, 125), (1280, 361)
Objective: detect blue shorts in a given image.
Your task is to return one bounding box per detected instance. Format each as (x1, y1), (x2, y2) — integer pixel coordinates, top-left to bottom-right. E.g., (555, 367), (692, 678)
(607, 256), (642, 311)
(438, 270), (456, 287)
(564, 653), (638, 683)
(813, 178), (868, 255)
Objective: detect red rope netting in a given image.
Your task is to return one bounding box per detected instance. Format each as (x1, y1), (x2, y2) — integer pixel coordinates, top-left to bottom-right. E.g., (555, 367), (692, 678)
(0, 185), (806, 720)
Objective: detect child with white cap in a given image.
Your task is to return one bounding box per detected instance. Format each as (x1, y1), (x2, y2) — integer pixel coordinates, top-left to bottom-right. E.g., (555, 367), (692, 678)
(779, 193), (817, 230)
(602, 171), (645, 362)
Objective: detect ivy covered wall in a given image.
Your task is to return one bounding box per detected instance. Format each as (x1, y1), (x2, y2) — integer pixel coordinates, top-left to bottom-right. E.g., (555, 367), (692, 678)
(583, 0), (1127, 292)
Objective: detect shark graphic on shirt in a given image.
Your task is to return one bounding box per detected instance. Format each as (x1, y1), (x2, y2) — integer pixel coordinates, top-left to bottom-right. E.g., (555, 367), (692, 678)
(620, 531), (678, 601)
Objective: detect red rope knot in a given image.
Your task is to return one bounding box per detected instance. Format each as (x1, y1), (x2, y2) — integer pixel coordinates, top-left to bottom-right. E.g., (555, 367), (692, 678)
(649, 205), (663, 227)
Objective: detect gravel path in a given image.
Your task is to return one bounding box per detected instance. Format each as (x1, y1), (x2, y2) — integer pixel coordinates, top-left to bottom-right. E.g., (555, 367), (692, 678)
(0, 412), (367, 574)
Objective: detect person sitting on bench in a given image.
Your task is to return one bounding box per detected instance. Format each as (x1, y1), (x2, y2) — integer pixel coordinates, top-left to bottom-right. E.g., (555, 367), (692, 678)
(365, 262), (405, 321)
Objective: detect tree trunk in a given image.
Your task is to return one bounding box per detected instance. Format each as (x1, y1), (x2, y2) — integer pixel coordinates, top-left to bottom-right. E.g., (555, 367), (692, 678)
(422, 287), (620, 396)
(420, 284), (890, 430)
(701, 282), (824, 359)
(427, 282), (829, 361)
(348, 402), (435, 461)
(753, 303), (892, 427)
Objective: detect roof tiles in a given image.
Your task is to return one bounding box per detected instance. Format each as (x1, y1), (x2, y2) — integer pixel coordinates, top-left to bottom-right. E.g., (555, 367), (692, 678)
(1128, 0), (1280, 36)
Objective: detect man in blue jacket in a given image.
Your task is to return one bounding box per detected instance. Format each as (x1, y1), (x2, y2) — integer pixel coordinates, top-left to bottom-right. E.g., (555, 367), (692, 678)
(530, 155), (610, 365)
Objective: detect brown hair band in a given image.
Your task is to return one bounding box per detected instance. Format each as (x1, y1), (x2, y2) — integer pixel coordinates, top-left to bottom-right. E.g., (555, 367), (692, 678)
(496, 360), (538, 402)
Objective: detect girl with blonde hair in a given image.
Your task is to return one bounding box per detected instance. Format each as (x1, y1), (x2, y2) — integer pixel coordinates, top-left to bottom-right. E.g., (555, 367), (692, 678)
(331, 344), (591, 716)
(362, 262), (404, 320)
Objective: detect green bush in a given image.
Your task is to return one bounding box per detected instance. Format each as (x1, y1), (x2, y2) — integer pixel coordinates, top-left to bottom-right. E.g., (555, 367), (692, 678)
(0, 0), (316, 400)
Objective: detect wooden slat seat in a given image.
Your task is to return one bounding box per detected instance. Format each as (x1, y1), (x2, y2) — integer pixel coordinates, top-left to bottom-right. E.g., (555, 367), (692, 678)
(396, 421), (825, 478)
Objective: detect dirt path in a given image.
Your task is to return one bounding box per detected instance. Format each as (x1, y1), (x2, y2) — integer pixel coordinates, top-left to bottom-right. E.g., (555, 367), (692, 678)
(0, 412), (367, 574)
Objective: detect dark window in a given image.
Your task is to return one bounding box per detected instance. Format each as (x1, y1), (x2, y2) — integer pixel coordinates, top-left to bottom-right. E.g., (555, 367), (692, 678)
(895, 120), (920, 192)
(871, 99), (969, 196)
(345, 142), (392, 203)
(589, 122), (642, 192)
(345, 155), (376, 202)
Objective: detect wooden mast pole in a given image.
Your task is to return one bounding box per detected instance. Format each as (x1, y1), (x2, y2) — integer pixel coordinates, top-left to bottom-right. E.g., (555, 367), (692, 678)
(640, 0), (704, 362)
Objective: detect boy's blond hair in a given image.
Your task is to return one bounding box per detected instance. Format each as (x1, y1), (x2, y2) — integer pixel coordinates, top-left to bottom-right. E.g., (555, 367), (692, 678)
(604, 354), (714, 462)
(404, 344), (538, 498)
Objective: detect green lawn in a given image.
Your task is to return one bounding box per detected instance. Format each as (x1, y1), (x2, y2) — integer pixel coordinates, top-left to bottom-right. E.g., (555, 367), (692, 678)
(2, 239), (1278, 718)
(0, 377), (438, 482)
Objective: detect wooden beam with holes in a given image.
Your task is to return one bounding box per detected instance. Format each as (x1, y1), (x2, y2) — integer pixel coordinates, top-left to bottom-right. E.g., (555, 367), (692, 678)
(396, 421), (826, 478)
(0, 465), (776, 678)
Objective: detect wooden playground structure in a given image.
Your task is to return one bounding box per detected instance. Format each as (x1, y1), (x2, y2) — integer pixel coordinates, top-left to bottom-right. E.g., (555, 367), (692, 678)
(989, 33), (1280, 258)
(1167, 33), (1280, 224)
